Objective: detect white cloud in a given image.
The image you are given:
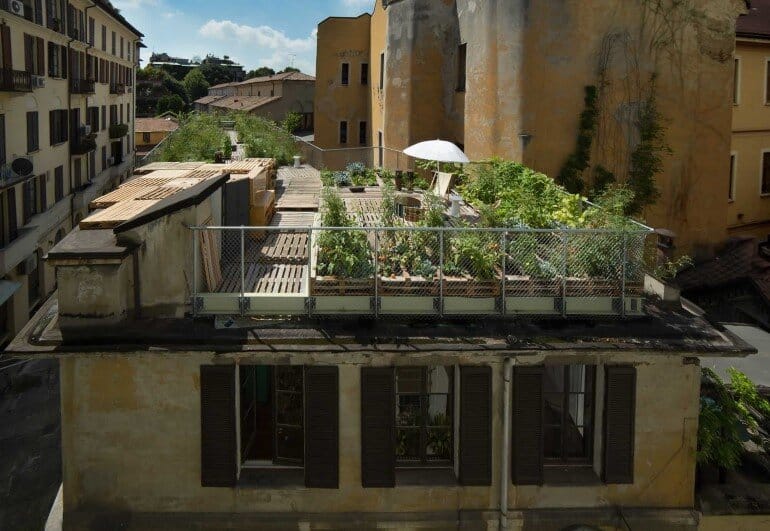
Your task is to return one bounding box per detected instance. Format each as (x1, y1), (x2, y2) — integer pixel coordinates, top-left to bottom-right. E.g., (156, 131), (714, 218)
(342, 0), (373, 6)
(199, 20), (316, 52)
(111, 0), (159, 10)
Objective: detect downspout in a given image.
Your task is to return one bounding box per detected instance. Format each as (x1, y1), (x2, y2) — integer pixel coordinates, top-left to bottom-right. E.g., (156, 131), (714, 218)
(500, 357), (515, 530)
(66, 12), (76, 229)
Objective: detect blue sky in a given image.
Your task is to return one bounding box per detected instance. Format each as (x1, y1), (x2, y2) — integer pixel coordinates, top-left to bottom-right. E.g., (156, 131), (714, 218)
(112, 0), (375, 74)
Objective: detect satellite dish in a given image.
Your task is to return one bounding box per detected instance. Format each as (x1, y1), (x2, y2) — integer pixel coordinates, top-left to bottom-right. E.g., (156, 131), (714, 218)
(11, 157), (33, 177)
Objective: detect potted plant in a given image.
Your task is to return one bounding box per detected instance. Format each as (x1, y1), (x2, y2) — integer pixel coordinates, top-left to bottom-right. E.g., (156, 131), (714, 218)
(394, 170), (403, 191)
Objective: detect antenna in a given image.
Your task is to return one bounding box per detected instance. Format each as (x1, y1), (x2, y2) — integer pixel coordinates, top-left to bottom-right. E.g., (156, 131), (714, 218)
(289, 54), (296, 68)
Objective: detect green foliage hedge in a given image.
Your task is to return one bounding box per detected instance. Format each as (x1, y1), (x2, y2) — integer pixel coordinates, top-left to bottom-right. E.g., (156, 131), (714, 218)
(157, 113), (229, 163)
(235, 114), (297, 166)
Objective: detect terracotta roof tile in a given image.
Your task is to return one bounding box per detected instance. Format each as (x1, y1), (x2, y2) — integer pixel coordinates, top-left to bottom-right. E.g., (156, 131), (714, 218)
(738, 0), (770, 39)
(135, 117), (179, 133)
(208, 95), (281, 112)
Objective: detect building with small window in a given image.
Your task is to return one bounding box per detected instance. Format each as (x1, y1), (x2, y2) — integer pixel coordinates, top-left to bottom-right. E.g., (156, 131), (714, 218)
(315, 0), (751, 258)
(195, 71), (315, 131)
(0, 0), (142, 347)
(134, 114), (178, 161)
(730, 0), (770, 240)
(7, 158), (755, 530)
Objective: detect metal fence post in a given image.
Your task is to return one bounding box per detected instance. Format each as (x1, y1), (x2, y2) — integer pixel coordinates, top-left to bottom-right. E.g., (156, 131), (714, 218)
(192, 228), (198, 317)
(439, 229), (444, 317)
(306, 228), (313, 314)
(621, 233), (628, 318)
(501, 232), (507, 316)
(562, 232), (568, 318)
(240, 227), (246, 316)
(374, 228), (379, 318)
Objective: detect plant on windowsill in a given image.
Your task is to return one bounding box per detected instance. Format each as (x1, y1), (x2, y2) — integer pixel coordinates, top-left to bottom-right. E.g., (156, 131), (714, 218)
(71, 134), (97, 155)
(109, 123), (129, 139)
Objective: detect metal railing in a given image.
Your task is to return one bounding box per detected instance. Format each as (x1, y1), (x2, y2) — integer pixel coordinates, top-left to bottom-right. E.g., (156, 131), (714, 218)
(292, 140), (416, 172)
(110, 82), (126, 95)
(189, 225), (651, 319)
(70, 78), (95, 94)
(0, 68), (32, 92)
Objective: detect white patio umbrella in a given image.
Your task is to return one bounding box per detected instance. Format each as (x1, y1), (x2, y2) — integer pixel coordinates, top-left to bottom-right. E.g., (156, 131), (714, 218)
(403, 140), (470, 173)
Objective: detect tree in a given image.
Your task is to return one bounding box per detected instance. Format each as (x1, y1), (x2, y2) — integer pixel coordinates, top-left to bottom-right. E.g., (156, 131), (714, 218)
(199, 62), (236, 86)
(281, 66), (300, 73)
(282, 112), (302, 134)
(157, 94), (186, 115)
(246, 66), (276, 79)
(183, 68), (210, 101)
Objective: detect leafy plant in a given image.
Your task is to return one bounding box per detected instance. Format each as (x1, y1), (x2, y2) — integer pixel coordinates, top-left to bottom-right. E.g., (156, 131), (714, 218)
(316, 189), (373, 278)
(653, 254), (693, 282)
(158, 112), (230, 162)
(447, 231), (500, 280)
(282, 112), (302, 134)
(320, 169), (336, 187)
(234, 113), (297, 165)
(556, 85), (599, 194)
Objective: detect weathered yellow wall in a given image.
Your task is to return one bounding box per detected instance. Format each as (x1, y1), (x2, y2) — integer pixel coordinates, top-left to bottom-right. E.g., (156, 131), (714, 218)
(700, 514), (770, 530)
(59, 351), (699, 529)
(314, 14), (372, 150)
(729, 40), (770, 238)
(135, 131), (169, 147)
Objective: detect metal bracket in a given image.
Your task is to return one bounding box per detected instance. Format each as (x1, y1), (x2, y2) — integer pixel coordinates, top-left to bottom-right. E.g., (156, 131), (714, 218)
(553, 297), (564, 314)
(239, 297), (251, 314)
(192, 296), (204, 315)
(433, 297), (443, 314)
(305, 297), (316, 315)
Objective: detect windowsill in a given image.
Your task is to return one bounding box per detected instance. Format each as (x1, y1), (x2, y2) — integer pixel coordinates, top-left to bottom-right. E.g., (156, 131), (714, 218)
(27, 149), (40, 155)
(396, 467), (457, 487)
(51, 141), (67, 148)
(238, 467), (304, 488)
(543, 466), (601, 486)
(761, 194), (770, 198)
(456, 89), (466, 93)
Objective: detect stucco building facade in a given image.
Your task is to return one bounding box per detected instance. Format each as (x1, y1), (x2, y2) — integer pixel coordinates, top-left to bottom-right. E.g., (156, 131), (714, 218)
(0, 0), (142, 348)
(315, 0), (749, 257)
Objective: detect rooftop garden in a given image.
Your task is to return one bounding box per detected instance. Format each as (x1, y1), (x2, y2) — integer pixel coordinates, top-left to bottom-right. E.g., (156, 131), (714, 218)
(157, 113), (230, 163)
(235, 113), (298, 166)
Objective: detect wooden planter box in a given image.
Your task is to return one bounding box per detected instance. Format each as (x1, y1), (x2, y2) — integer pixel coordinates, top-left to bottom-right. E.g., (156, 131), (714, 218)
(565, 278), (621, 297)
(505, 276), (561, 297)
(443, 275), (500, 297)
(379, 271), (440, 296)
(311, 276), (374, 296)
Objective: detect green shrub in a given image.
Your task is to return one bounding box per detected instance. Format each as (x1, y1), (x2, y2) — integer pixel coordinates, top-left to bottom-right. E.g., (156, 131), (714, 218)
(235, 113), (297, 165)
(316, 189), (374, 278)
(158, 113), (229, 162)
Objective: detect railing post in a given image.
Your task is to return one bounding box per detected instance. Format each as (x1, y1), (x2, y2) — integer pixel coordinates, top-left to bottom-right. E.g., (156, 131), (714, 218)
(439, 229), (444, 317)
(374, 228), (379, 318)
(501, 231), (507, 316)
(306, 228), (313, 313)
(562, 232), (568, 318)
(621, 233), (628, 318)
(192, 228), (198, 317)
(240, 227), (246, 316)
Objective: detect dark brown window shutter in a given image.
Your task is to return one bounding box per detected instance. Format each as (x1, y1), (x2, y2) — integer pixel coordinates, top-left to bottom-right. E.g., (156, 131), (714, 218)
(304, 366), (339, 489)
(200, 365), (237, 487)
(1, 26), (12, 69)
(24, 35), (33, 74)
(361, 367), (395, 488)
(459, 366), (492, 485)
(603, 366), (636, 484)
(512, 366), (544, 485)
(36, 37), (44, 76)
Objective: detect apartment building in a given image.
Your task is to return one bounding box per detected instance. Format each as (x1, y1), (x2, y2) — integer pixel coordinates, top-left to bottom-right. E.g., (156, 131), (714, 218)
(0, 0), (142, 347)
(730, 0), (770, 239)
(196, 71), (315, 130)
(315, 0), (749, 257)
(6, 158), (753, 530)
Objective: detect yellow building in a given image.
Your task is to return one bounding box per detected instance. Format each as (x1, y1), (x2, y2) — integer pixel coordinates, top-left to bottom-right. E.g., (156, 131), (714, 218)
(0, 0), (142, 347)
(730, 0), (770, 239)
(135, 115), (178, 160)
(315, 0), (750, 258)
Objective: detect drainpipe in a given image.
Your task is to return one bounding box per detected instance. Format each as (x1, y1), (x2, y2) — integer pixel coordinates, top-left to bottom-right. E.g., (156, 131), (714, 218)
(66, 14), (76, 228)
(500, 357), (515, 530)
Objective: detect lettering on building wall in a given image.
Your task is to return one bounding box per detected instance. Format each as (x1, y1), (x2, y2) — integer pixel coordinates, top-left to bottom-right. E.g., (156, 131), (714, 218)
(335, 50), (366, 58)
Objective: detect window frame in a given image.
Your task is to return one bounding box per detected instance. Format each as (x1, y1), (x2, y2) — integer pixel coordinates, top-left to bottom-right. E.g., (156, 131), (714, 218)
(761, 150), (770, 196)
(340, 62), (349, 86)
(729, 152), (737, 202)
(734, 56), (741, 106)
(339, 121), (348, 145)
(542, 364), (596, 468)
(26, 111), (39, 153)
(361, 62), (369, 85)
(359, 121), (367, 146)
(394, 366), (454, 468)
(456, 43), (467, 92)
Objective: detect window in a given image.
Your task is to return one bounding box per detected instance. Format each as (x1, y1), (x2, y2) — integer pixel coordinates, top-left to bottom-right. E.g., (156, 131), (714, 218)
(22, 178), (38, 224)
(543, 365), (595, 466)
(6, 187), (17, 244)
(101, 146), (107, 170)
(142, 132), (151, 143)
(762, 151), (770, 195)
(340, 63), (350, 85)
(120, 36), (124, 59)
(101, 25), (106, 52)
(46, 0), (65, 32)
(766, 59), (770, 105)
(49, 109), (68, 145)
(24, 34), (45, 76)
(73, 158), (82, 188)
(110, 104), (117, 126)
(86, 107), (99, 132)
(339, 121), (348, 144)
(359, 121), (367, 145)
(0, 115), (4, 166)
(38, 174), (46, 212)
(733, 57), (740, 105)
(54, 165), (64, 202)
(457, 43), (467, 92)
(88, 17), (95, 46)
(361, 63), (369, 85)
(729, 153), (736, 201)
(101, 105), (106, 130)
(26, 112), (38, 153)
(27, 253), (40, 312)
(239, 365), (304, 467)
(119, 103), (124, 124)
(395, 367), (453, 467)
(379, 53), (385, 91)
(111, 31), (116, 55)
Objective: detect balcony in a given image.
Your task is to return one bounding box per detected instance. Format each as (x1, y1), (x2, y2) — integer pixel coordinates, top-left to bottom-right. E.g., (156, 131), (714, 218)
(110, 82), (126, 95)
(70, 78), (95, 94)
(0, 68), (32, 92)
(109, 123), (129, 139)
(71, 133), (97, 155)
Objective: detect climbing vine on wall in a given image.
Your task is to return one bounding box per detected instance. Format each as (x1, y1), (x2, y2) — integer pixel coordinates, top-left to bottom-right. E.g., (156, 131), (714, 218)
(556, 86), (599, 194)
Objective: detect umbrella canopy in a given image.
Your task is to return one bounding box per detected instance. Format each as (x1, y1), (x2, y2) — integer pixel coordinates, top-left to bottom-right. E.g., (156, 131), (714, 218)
(403, 140), (470, 164)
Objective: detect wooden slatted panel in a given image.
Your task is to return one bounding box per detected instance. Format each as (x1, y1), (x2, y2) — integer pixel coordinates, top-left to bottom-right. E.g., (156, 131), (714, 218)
(512, 366), (544, 485)
(129, 176), (181, 186)
(200, 231), (223, 291)
(200, 365), (237, 487)
(79, 200), (160, 229)
(178, 169), (222, 181)
(134, 187), (184, 200)
(139, 162), (206, 172)
(304, 366), (339, 488)
(221, 263), (307, 295)
(459, 366), (492, 486)
(89, 185), (159, 210)
(603, 366), (636, 484)
(361, 367), (395, 488)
